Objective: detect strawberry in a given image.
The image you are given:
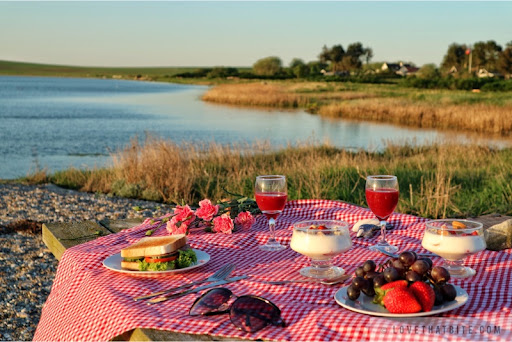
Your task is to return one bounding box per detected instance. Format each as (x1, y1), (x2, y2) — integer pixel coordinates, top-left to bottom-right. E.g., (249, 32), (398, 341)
(409, 281), (435, 312)
(380, 280), (408, 291)
(373, 280), (408, 306)
(383, 287), (422, 314)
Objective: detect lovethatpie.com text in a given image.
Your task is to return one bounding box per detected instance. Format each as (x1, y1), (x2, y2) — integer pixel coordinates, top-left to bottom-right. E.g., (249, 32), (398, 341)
(378, 324), (502, 336)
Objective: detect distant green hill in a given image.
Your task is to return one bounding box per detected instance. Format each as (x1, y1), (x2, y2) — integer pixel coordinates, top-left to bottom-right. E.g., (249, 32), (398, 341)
(0, 60), (203, 80)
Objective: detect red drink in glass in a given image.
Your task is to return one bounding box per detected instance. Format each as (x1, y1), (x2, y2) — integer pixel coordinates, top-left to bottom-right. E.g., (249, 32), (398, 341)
(255, 175), (288, 251)
(365, 188), (399, 220)
(255, 192), (287, 219)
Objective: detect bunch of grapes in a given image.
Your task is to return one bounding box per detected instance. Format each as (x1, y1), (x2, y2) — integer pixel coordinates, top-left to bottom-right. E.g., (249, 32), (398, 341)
(347, 251), (457, 305)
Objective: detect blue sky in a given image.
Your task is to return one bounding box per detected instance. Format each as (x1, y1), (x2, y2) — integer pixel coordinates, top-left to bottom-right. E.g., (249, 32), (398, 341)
(1, 1), (511, 68)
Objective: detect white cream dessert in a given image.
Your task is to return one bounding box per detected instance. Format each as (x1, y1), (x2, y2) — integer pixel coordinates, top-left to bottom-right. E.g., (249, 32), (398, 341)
(421, 221), (486, 261)
(291, 226), (352, 260)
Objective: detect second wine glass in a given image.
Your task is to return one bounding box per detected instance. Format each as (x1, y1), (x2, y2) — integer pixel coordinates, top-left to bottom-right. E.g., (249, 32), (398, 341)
(255, 175), (287, 251)
(365, 175), (399, 253)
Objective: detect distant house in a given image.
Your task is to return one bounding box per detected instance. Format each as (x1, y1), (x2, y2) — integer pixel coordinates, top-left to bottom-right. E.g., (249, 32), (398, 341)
(477, 68), (501, 78)
(381, 62), (418, 76)
(381, 63), (401, 72)
(449, 66), (458, 74)
(396, 65), (420, 76)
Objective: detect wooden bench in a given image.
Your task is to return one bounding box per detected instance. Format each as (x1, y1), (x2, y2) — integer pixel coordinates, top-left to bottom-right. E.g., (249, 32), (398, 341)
(42, 214), (511, 341)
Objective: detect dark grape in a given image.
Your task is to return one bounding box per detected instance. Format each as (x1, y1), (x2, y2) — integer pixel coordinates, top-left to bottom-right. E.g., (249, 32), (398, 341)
(440, 283), (457, 301)
(361, 282), (376, 297)
(411, 260), (430, 276)
(373, 274), (387, 288)
(399, 251), (417, 267)
(347, 285), (361, 300)
(405, 270), (422, 283)
(383, 267), (400, 282)
(431, 266), (451, 284)
(362, 260), (377, 273)
(391, 259), (406, 271)
(352, 276), (368, 290)
(355, 266), (365, 278)
(433, 286), (444, 305)
(419, 257), (433, 269)
(364, 270), (379, 281)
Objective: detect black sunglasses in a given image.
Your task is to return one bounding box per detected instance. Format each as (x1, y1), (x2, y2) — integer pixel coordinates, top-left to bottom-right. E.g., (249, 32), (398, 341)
(189, 287), (286, 333)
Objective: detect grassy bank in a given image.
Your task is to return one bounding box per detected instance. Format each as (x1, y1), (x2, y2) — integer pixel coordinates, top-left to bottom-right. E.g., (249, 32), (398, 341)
(202, 82), (512, 136)
(24, 137), (512, 219)
(0, 60), (201, 81)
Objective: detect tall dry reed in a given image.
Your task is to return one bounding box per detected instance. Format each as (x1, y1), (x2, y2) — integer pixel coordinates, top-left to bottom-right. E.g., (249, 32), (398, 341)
(319, 98), (512, 135)
(45, 136), (512, 218)
(202, 82), (512, 136)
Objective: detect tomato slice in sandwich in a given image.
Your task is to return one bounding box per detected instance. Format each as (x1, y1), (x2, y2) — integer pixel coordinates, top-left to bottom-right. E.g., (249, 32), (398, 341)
(144, 252), (178, 263)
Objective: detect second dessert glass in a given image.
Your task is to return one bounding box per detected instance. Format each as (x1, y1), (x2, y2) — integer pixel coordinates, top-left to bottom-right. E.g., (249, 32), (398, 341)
(290, 219), (352, 280)
(421, 219), (486, 278)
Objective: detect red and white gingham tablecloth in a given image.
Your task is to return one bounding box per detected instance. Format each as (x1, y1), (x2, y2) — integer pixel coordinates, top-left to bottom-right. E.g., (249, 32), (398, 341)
(34, 200), (512, 341)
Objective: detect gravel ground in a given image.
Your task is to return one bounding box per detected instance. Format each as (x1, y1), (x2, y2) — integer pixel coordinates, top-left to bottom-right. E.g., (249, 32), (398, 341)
(0, 183), (173, 341)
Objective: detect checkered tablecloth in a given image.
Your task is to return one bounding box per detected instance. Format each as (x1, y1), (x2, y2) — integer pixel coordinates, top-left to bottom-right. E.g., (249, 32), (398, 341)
(34, 200), (511, 341)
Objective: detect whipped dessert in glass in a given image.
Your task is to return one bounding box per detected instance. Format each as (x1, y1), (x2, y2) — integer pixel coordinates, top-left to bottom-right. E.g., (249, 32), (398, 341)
(291, 220), (352, 280)
(422, 219), (485, 278)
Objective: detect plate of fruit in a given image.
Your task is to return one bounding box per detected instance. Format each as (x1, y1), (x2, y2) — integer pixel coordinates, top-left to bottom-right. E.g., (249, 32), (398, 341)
(334, 251), (469, 317)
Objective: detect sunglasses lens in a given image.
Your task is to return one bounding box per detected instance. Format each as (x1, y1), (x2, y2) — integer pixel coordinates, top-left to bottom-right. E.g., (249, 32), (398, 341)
(189, 288), (232, 316)
(229, 296), (282, 333)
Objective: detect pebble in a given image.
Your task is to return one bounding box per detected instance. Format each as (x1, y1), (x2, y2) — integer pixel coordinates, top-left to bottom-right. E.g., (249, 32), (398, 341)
(0, 183), (173, 341)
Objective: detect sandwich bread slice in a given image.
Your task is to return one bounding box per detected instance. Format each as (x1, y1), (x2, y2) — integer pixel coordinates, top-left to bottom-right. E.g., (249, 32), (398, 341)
(120, 235), (196, 271)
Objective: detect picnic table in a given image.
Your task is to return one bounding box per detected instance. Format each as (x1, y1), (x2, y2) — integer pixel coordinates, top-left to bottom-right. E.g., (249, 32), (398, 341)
(36, 200), (512, 341)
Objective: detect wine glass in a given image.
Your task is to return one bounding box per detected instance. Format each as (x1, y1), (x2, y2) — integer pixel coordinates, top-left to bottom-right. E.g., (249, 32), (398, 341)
(422, 219), (486, 278)
(255, 175), (287, 251)
(365, 175), (399, 253)
(290, 220), (352, 280)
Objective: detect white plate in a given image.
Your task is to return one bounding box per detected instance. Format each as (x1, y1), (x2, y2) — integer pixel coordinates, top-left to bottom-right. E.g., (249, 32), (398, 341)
(334, 284), (468, 317)
(102, 249), (210, 275)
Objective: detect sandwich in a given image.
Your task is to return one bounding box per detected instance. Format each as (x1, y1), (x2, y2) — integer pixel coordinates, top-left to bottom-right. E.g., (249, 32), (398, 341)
(120, 235), (197, 271)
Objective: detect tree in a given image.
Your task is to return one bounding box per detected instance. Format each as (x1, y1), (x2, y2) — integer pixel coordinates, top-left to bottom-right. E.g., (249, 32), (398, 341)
(207, 67), (239, 78)
(341, 42), (365, 70)
(329, 45), (345, 72)
(318, 45), (331, 64)
(417, 64), (440, 79)
(307, 61), (327, 75)
(252, 56), (283, 77)
(363, 47), (374, 65)
(318, 44), (345, 72)
(497, 41), (512, 77)
(473, 40), (502, 71)
(440, 43), (468, 73)
(289, 58), (309, 78)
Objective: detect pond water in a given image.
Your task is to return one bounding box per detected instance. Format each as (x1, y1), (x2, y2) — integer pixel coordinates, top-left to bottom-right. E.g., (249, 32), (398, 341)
(0, 76), (508, 179)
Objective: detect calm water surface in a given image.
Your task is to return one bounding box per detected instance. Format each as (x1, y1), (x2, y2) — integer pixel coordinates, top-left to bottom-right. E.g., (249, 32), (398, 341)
(0, 76), (508, 179)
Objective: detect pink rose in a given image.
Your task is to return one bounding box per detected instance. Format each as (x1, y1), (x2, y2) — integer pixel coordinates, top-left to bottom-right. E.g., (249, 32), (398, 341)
(234, 211), (255, 230)
(212, 214), (234, 234)
(195, 199), (220, 221)
(166, 205), (196, 235)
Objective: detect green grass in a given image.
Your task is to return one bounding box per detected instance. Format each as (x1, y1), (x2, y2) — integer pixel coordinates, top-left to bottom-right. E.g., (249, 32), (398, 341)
(0, 60), (201, 79)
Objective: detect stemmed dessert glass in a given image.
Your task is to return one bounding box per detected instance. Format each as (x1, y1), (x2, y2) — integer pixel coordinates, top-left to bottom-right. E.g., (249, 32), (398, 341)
(422, 219), (486, 278)
(290, 220), (352, 280)
(365, 175), (400, 253)
(255, 175), (288, 251)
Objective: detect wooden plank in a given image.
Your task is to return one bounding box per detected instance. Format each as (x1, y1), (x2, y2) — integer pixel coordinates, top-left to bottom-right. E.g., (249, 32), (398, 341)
(42, 221), (110, 261)
(113, 328), (242, 341)
(471, 214), (512, 230)
(99, 218), (144, 233)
